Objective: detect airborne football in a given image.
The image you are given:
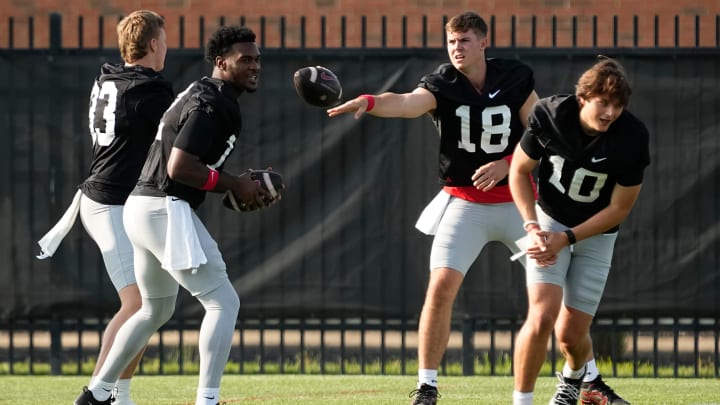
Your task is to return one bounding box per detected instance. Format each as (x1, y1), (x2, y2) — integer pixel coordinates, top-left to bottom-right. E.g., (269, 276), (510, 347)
(293, 65), (343, 107)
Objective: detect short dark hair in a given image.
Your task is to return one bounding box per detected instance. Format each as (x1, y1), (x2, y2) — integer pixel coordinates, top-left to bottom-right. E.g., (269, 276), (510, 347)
(575, 56), (632, 107)
(205, 26), (256, 64)
(445, 11), (488, 38)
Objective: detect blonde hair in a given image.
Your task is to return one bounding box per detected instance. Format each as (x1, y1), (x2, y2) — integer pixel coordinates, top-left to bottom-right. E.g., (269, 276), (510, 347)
(116, 10), (165, 64)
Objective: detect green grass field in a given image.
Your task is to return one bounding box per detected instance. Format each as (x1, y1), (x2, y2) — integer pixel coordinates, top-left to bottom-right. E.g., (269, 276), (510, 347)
(0, 375), (717, 404)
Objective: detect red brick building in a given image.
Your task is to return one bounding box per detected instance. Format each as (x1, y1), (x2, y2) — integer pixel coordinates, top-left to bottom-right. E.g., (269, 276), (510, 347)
(2, 0), (718, 48)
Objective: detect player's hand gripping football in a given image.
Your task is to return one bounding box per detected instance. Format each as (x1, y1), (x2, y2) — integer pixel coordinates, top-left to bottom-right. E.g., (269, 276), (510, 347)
(223, 168), (284, 212)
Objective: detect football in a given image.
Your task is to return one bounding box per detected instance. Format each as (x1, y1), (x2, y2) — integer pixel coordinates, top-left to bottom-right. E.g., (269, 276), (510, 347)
(293, 66), (343, 107)
(223, 169), (285, 212)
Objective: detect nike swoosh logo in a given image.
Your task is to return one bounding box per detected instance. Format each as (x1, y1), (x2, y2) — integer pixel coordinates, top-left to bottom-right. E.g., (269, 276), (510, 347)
(591, 156), (607, 163)
(102, 388), (112, 392)
(171, 197), (181, 201)
(203, 396), (216, 399)
(488, 90), (500, 98)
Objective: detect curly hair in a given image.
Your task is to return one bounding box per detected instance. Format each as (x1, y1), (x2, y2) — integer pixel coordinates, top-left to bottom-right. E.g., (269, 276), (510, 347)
(205, 26), (257, 64)
(576, 56), (632, 107)
(116, 10), (165, 64)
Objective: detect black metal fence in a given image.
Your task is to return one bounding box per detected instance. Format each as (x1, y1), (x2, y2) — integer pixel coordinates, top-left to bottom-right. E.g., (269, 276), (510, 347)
(0, 14), (719, 378)
(3, 13), (720, 49)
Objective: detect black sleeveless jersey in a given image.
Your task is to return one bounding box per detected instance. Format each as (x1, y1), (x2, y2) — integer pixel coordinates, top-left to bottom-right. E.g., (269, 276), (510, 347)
(519, 95), (651, 231)
(79, 63), (174, 205)
(133, 77), (243, 209)
(418, 58), (534, 186)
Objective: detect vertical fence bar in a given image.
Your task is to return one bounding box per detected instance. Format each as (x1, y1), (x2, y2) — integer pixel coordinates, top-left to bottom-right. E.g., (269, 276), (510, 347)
(489, 15), (496, 48)
(612, 318), (618, 377)
(552, 15), (557, 47)
(260, 16), (266, 49)
(199, 17), (205, 48)
(632, 318), (639, 377)
(633, 15), (638, 47)
(715, 318), (719, 377)
(422, 15), (428, 47)
(693, 318), (699, 377)
(361, 16), (366, 48)
(179, 16), (184, 48)
(300, 318), (305, 373)
(592, 16), (597, 47)
(259, 319), (266, 373)
(280, 16), (286, 49)
(340, 16), (346, 48)
(462, 319), (474, 375)
(97, 16), (103, 48)
(340, 318), (346, 374)
(321, 16), (326, 48)
(49, 12), (61, 53)
(653, 318), (659, 377)
(239, 319), (245, 374)
(489, 320), (497, 376)
(8, 17), (13, 48)
(402, 16), (407, 48)
(673, 318), (679, 377)
(381, 16), (387, 47)
(655, 15), (659, 47)
(300, 16), (305, 48)
(360, 317), (366, 374)
(320, 319), (326, 374)
(572, 16), (577, 47)
(28, 16), (34, 49)
(50, 319), (61, 375)
(442, 15), (448, 45)
(532, 15), (537, 47)
(511, 15), (516, 47)
(613, 15), (618, 47)
(380, 319), (386, 375)
(695, 15), (700, 47)
(675, 15), (679, 47)
(78, 16), (83, 48)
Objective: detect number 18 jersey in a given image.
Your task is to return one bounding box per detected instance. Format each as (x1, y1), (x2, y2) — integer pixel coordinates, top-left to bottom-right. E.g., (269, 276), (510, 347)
(418, 59), (534, 191)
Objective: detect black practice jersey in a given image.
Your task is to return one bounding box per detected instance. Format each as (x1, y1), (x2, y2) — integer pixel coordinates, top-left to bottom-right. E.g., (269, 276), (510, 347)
(520, 95), (651, 231)
(79, 63), (174, 205)
(418, 59), (534, 186)
(133, 77), (243, 209)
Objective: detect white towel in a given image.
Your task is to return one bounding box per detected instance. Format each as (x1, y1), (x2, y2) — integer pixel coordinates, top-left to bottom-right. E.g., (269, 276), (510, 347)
(161, 196), (207, 271)
(414, 190), (452, 235)
(36, 189), (83, 259)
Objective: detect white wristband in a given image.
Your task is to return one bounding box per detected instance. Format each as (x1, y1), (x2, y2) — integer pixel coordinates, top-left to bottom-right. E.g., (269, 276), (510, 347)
(523, 220), (540, 231)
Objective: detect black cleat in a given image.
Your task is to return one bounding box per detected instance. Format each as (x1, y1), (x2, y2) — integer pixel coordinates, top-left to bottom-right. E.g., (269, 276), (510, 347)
(581, 374), (630, 405)
(549, 372), (584, 405)
(409, 383), (440, 405)
(74, 386), (113, 405)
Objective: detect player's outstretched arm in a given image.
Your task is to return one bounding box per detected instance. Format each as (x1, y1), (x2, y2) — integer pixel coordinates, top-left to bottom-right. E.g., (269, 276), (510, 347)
(327, 87), (436, 120)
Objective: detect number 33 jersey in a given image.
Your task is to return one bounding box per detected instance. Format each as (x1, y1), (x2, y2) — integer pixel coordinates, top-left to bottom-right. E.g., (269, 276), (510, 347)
(520, 94), (651, 231)
(80, 63), (174, 205)
(418, 58), (535, 187)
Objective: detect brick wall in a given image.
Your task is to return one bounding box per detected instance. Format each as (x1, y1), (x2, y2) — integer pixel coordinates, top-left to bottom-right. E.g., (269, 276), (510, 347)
(1, 0), (718, 48)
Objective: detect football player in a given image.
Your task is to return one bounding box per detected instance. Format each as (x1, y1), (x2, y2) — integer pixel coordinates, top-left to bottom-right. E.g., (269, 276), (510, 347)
(74, 25), (276, 405)
(509, 56), (649, 405)
(35, 10), (173, 405)
(329, 12), (628, 405)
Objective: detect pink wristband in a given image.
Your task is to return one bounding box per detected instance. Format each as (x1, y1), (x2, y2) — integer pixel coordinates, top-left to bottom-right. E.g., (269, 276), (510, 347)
(201, 168), (219, 190)
(359, 94), (375, 112)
